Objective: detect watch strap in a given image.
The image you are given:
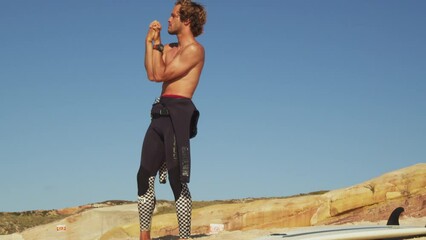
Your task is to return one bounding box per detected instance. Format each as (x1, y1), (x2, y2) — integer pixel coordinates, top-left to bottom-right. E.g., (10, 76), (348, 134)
(153, 44), (164, 53)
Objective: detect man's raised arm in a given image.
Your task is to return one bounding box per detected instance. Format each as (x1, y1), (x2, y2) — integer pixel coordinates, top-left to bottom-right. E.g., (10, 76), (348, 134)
(145, 21), (162, 81)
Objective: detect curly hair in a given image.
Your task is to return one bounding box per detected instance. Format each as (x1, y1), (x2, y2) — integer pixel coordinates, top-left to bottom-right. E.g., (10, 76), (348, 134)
(175, 0), (207, 37)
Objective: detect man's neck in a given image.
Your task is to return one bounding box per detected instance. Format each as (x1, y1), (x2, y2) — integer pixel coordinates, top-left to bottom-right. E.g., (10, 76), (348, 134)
(176, 32), (196, 48)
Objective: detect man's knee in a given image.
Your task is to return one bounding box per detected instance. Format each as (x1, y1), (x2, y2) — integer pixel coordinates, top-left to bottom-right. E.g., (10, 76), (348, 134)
(168, 167), (183, 200)
(137, 167), (153, 196)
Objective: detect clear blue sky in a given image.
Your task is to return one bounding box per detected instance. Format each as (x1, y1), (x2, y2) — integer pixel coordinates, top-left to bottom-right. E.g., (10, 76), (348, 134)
(1, 0), (425, 212)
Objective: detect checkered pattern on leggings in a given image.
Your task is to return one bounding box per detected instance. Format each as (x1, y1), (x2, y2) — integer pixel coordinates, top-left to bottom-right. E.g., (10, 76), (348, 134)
(159, 163), (167, 184)
(176, 183), (192, 239)
(138, 176), (156, 231)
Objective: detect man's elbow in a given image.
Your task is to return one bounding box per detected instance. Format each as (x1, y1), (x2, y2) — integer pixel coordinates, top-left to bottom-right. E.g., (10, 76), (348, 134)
(146, 73), (157, 82)
(152, 73), (167, 82)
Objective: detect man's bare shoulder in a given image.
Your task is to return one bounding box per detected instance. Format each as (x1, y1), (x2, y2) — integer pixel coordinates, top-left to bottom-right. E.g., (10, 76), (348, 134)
(185, 42), (205, 57)
(191, 42), (204, 51)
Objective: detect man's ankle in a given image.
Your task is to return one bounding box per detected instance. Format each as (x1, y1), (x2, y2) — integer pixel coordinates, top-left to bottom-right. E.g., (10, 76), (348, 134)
(140, 231), (151, 240)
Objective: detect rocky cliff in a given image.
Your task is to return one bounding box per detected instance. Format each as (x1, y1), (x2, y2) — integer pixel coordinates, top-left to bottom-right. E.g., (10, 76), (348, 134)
(101, 163), (425, 239)
(1, 163), (424, 240)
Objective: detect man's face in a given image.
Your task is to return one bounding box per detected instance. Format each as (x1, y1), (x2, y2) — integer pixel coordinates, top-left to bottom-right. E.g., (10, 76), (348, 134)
(168, 5), (182, 35)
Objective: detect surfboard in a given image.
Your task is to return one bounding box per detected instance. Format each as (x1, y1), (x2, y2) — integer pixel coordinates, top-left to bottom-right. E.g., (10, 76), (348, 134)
(256, 225), (426, 239)
(256, 207), (426, 240)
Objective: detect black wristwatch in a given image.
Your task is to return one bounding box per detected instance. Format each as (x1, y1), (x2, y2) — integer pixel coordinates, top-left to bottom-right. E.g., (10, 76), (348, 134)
(153, 44), (164, 53)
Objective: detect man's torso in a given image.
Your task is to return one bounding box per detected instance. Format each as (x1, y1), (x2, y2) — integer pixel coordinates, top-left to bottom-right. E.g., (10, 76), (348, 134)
(161, 42), (204, 98)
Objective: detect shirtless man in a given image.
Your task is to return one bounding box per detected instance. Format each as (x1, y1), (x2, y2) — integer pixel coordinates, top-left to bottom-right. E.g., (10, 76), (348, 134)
(137, 1), (207, 239)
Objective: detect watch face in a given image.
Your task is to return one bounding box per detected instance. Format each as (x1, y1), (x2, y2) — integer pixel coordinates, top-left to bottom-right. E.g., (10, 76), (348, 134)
(155, 44), (164, 52)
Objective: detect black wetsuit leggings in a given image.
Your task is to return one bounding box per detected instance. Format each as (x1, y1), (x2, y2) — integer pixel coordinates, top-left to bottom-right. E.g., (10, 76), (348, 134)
(137, 103), (192, 239)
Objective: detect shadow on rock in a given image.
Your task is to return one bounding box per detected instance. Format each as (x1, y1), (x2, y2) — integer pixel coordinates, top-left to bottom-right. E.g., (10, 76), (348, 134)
(153, 234), (209, 239)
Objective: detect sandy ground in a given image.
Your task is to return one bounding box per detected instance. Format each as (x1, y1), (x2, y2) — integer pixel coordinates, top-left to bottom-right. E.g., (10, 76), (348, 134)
(0, 205), (424, 240)
(0, 204), (139, 240)
(2, 165), (424, 240)
(1, 217), (425, 240)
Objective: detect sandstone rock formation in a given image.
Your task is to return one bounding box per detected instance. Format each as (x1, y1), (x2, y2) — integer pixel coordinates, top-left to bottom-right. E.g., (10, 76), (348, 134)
(115, 163), (425, 239)
(313, 163), (425, 225)
(1, 163), (424, 240)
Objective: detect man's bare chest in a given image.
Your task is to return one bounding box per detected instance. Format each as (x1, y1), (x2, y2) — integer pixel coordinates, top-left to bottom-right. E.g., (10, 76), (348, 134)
(164, 52), (178, 65)
(164, 44), (180, 65)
